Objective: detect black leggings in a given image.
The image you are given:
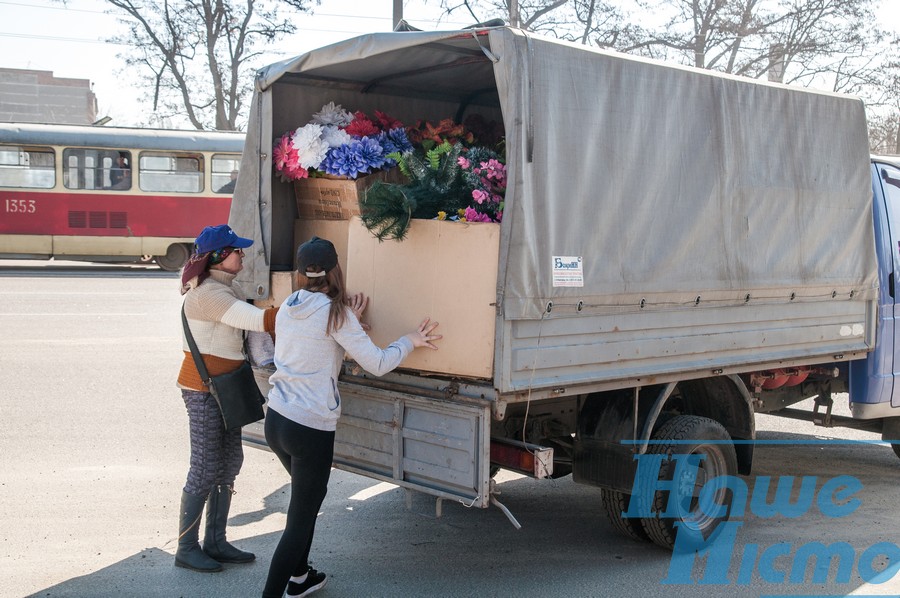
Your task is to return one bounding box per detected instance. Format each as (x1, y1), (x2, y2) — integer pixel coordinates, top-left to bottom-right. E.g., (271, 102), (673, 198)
(262, 408), (335, 598)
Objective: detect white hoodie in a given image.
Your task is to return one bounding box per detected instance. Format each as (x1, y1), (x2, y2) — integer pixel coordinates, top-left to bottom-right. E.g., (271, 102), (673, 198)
(266, 290), (414, 431)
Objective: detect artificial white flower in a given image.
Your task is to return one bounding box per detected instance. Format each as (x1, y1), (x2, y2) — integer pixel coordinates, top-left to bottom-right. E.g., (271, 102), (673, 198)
(292, 124), (329, 169)
(321, 125), (352, 148)
(312, 102), (354, 127)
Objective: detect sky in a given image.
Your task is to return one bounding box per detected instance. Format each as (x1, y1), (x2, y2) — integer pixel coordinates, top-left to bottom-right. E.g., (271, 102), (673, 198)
(0, 0), (472, 127)
(1, 0), (899, 128)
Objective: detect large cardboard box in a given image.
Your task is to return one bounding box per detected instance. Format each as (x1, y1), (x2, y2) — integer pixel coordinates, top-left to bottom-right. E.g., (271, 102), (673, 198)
(345, 217), (500, 379)
(293, 169), (403, 220)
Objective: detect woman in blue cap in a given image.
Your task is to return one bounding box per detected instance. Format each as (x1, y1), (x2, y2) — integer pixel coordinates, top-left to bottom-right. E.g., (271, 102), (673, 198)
(261, 236), (441, 598)
(175, 224), (277, 573)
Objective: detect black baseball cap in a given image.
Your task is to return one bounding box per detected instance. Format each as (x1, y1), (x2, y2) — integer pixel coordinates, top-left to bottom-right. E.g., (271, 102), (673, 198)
(297, 236), (338, 277)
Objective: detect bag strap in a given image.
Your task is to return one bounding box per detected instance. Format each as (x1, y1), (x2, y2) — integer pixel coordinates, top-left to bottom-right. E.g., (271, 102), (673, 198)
(181, 304), (211, 385)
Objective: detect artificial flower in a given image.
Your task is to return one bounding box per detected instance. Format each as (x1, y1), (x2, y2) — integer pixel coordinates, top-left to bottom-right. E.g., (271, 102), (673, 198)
(292, 124), (330, 170)
(321, 137), (386, 179)
(345, 111), (380, 137)
(321, 125), (352, 148)
(312, 102), (353, 127)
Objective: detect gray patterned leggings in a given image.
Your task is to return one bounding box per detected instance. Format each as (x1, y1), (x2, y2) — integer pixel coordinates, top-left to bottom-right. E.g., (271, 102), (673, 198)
(181, 389), (244, 497)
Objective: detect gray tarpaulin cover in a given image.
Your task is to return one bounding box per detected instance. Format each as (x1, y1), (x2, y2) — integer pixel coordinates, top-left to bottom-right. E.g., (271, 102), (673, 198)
(231, 27), (876, 322)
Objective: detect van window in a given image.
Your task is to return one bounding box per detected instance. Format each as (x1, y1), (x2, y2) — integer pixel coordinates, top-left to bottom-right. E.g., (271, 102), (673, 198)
(0, 146), (55, 188)
(139, 152), (203, 193)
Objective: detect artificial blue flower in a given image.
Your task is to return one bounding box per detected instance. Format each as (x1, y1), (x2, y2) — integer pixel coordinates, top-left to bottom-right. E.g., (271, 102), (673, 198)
(321, 136), (386, 179)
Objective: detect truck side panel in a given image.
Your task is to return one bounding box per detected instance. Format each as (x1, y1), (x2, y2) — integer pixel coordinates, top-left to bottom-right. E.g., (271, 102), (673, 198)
(499, 298), (876, 395)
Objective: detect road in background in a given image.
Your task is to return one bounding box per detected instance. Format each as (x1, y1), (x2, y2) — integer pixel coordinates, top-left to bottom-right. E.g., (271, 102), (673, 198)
(2, 260), (900, 597)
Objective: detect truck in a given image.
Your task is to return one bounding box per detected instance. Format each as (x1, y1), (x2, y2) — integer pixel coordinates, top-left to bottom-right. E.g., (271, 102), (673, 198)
(230, 26), (893, 550)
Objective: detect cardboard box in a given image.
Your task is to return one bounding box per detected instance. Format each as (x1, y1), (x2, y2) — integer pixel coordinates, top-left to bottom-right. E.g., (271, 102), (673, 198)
(293, 169), (403, 220)
(345, 217), (500, 379)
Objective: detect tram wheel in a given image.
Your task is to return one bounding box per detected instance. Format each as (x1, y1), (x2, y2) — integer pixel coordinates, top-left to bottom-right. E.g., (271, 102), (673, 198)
(156, 243), (190, 271)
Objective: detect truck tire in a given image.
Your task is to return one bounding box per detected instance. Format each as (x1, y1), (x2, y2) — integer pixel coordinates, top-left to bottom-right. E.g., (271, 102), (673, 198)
(155, 243), (190, 272)
(881, 417), (900, 460)
(600, 488), (650, 542)
(639, 415), (737, 550)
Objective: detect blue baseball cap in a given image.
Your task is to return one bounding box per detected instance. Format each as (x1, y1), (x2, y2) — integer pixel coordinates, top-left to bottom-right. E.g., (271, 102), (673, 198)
(194, 224), (253, 254)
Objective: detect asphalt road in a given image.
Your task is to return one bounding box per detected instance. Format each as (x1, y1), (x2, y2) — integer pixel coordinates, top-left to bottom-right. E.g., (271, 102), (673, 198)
(2, 259), (900, 598)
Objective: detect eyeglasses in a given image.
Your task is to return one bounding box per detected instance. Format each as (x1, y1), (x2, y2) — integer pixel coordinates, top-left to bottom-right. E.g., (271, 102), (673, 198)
(209, 246), (243, 264)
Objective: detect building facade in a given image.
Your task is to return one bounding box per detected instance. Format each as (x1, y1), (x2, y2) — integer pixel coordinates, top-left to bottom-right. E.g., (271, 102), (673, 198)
(0, 68), (98, 125)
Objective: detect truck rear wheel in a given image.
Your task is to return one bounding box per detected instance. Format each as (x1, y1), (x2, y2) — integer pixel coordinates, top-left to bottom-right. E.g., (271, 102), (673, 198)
(639, 415), (737, 550)
(155, 243), (190, 272)
(600, 488), (650, 542)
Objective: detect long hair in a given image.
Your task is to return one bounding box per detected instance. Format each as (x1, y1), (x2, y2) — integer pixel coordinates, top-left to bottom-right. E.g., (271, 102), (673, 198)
(303, 262), (348, 334)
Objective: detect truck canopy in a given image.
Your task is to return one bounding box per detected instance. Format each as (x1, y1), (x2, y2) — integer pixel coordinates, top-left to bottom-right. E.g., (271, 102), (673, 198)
(231, 27), (877, 394)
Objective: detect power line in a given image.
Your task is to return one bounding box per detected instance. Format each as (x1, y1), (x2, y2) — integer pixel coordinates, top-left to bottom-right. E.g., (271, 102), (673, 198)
(0, 0), (469, 25)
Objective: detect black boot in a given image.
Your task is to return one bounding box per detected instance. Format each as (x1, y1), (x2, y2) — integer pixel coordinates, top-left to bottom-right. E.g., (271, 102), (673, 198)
(175, 491), (223, 572)
(202, 485), (255, 563)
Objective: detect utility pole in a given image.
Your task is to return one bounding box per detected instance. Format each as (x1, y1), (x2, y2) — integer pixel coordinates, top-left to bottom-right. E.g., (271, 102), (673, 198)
(394, 0), (403, 29)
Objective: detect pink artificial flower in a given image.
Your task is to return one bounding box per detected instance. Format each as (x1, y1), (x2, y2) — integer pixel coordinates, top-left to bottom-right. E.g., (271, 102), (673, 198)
(464, 207), (492, 222)
(482, 159), (507, 186)
(472, 189), (489, 204)
(285, 162), (309, 180)
(458, 156), (471, 169)
(273, 133), (296, 172)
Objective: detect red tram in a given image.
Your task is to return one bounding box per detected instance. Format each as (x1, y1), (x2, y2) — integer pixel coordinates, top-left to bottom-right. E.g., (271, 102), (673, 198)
(0, 123), (244, 270)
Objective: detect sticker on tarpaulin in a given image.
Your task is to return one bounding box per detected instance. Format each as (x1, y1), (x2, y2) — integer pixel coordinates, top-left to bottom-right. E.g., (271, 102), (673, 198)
(552, 256), (583, 287)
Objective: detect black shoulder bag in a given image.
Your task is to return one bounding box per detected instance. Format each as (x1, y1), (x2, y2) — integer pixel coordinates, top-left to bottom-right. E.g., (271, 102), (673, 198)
(181, 306), (265, 430)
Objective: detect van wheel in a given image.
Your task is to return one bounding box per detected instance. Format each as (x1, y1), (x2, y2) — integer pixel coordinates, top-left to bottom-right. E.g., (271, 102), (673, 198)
(638, 415), (737, 550)
(600, 488), (650, 542)
(156, 243), (190, 271)
(881, 417), (900, 460)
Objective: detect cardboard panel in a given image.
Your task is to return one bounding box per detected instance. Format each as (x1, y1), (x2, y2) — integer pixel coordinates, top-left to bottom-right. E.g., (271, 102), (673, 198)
(346, 217), (500, 379)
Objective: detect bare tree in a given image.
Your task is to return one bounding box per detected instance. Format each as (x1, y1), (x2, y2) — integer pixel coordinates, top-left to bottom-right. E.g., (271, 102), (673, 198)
(616, 0), (885, 91)
(105, 0), (314, 131)
(439, 0), (573, 34)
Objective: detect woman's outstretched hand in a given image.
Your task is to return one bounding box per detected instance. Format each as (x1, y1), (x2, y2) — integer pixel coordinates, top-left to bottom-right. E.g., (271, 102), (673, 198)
(407, 318), (441, 350)
(346, 292), (370, 331)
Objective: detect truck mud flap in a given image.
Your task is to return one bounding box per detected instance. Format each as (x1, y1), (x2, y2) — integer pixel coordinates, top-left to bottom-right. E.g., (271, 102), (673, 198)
(335, 381), (492, 508)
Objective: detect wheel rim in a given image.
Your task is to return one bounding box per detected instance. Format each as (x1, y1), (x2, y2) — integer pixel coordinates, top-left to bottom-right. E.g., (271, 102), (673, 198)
(671, 443), (730, 534)
(156, 244), (189, 271)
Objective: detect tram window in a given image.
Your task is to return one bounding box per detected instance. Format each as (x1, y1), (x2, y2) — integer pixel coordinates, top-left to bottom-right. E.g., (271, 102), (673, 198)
(63, 149), (131, 190)
(139, 152), (203, 193)
(212, 154), (241, 193)
(0, 146), (55, 188)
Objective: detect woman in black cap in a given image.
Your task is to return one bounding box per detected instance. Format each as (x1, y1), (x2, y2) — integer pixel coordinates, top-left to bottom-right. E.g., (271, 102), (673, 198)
(175, 224), (277, 573)
(261, 236), (441, 598)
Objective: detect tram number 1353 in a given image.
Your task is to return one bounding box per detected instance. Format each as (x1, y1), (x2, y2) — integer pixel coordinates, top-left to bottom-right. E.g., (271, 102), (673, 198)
(4, 199), (37, 214)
